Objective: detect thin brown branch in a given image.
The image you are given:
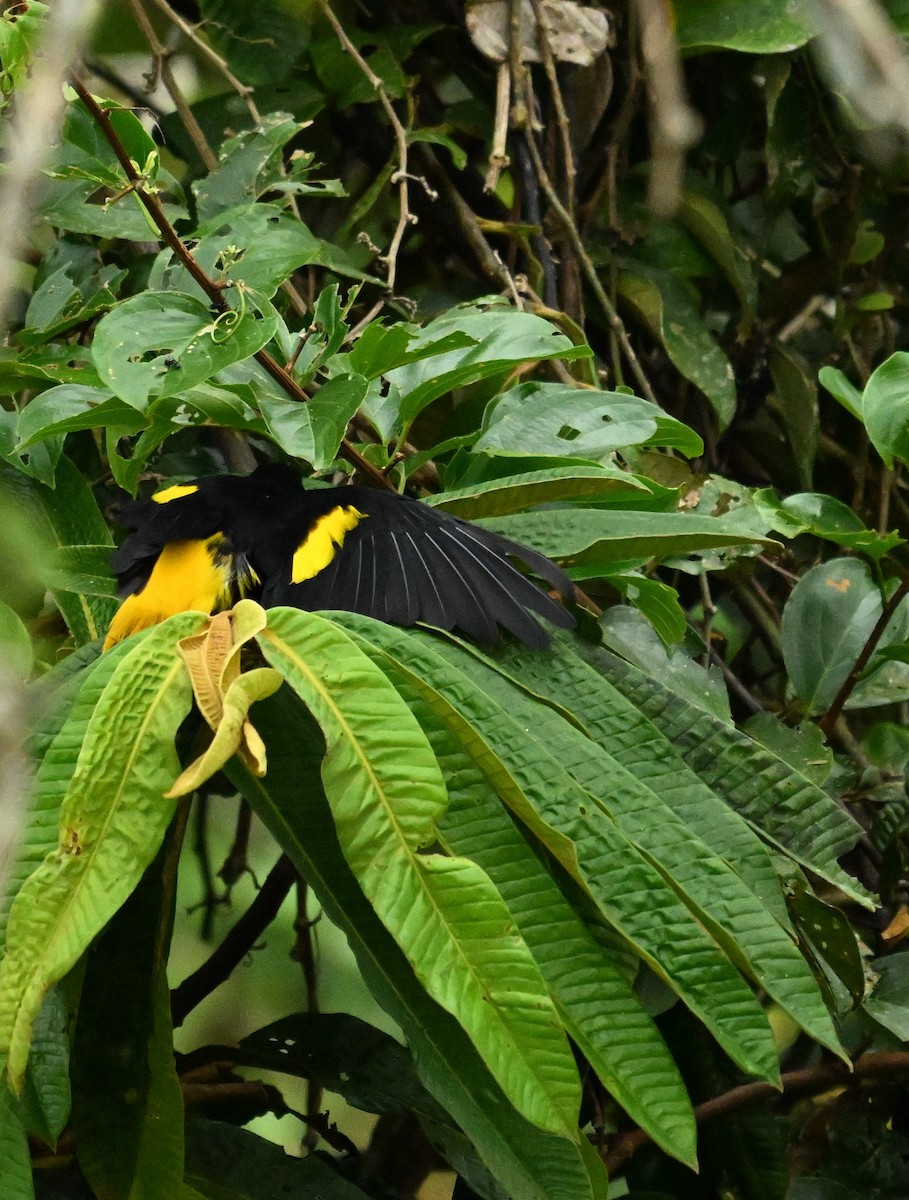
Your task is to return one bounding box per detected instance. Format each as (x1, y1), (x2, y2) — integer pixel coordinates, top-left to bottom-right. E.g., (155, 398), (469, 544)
(292, 880), (322, 1150)
(145, 0), (261, 123)
(818, 571), (909, 736)
(521, 124), (658, 403)
(69, 77), (393, 490)
(421, 149), (517, 293)
(315, 0), (413, 294)
(171, 853), (298, 1027)
(709, 648), (764, 716)
(217, 799), (257, 891)
(527, 0), (576, 219)
(606, 1050), (909, 1174)
(128, 0), (218, 171)
(485, 63), (512, 193)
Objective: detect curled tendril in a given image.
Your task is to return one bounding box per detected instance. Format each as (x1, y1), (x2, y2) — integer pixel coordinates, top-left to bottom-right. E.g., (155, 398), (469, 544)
(209, 287), (248, 343)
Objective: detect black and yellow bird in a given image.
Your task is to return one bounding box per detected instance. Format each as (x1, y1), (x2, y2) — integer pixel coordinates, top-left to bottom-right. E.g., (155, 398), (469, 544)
(105, 463), (575, 651)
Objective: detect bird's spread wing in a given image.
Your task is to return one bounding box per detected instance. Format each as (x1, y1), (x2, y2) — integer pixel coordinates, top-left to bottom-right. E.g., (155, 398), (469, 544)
(107, 467), (575, 650)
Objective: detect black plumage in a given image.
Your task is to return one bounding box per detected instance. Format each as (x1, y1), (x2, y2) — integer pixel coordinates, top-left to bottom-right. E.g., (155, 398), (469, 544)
(106, 463), (575, 650)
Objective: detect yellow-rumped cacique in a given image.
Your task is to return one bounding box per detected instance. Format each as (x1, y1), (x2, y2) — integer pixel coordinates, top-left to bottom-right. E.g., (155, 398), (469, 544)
(105, 463), (575, 651)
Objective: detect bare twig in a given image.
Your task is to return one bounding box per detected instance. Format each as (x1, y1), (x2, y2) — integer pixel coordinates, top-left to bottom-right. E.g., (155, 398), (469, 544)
(128, 0), (218, 171)
(818, 571), (909, 736)
(709, 649), (765, 715)
(171, 853), (298, 1027)
(485, 63), (512, 193)
(606, 1050), (909, 1174)
(421, 150), (518, 293)
(812, 0), (909, 139)
(218, 799), (257, 891)
(292, 880), (322, 1150)
(145, 0), (261, 122)
(521, 125), (658, 403)
(315, 0), (413, 294)
(527, 0), (576, 218)
(190, 794), (225, 941)
(69, 78), (394, 490)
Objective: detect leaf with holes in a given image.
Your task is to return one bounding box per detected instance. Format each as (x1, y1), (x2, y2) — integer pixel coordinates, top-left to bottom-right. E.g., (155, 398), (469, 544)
(92, 292), (278, 412)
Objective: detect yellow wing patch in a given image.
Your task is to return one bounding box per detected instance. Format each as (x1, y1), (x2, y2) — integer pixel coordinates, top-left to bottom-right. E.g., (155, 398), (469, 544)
(104, 535), (232, 649)
(291, 506), (366, 583)
(152, 483), (200, 504)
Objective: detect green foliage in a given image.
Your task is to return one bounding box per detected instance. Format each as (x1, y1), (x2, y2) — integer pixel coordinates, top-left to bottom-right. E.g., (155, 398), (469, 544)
(2, 1), (909, 1198)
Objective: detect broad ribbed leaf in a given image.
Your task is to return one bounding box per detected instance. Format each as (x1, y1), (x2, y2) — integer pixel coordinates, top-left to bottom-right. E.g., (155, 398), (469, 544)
(325, 614), (779, 1084)
(46, 544), (117, 598)
(1, 641), (119, 945)
(0, 614), (202, 1086)
(385, 308), (586, 433)
(427, 466), (646, 519)
(496, 636), (792, 932)
(475, 383), (704, 458)
(442, 638), (841, 1057)
(254, 605), (581, 1136)
(477, 509), (768, 575)
(226, 688), (606, 1200)
(576, 640), (871, 906)
(72, 837), (183, 1200)
(92, 291), (278, 412)
(0, 1082), (31, 1200)
(15, 385), (142, 449)
(337, 623), (698, 1167)
(1, 456), (117, 643)
(16, 989), (70, 1149)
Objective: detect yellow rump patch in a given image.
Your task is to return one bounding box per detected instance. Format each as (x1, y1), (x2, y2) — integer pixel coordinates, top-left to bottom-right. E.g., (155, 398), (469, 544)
(291, 506), (366, 583)
(152, 483), (199, 504)
(104, 535), (232, 650)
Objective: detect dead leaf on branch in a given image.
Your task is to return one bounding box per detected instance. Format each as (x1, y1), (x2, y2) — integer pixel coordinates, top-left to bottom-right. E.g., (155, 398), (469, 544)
(466, 0), (613, 68)
(167, 603), (282, 796)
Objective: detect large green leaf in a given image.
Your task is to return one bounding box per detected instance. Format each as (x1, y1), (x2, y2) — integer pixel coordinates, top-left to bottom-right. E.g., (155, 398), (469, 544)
(14, 989), (70, 1150)
(16, 385), (144, 449)
(383, 306), (587, 436)
(72, 835), (183, 1200)
(39, 175), (188, 241)
(53, 97), (159, 191)
(253, 605), (581, 1136)
(0, 1082), (31, 1200)
(177, 203), (372, 296)
(617, 269), (737, 429)
(255, 371), (368, 469)
(474, 383), (703, 459)
(338, 625), (699, 1167)
(1, 643), (108, 946)
(781, 559), (891, 714)
(492, 636), (791, 929)
(477, 508), (768, 576)
(0, 614), (202, 1086)
(226, 689), (606, 1200)
(184, 1119), (382, 1199)
(92, 291), (278, 412)
(858, 351), (909, 468)
(1, 457), (116, 644)
(325, 614), (780, 1085)
(426, 466), (647, 519)
(674, 0), (815, 51)
(575, 640), (872, 906)
(454, 637), (840, 1055)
